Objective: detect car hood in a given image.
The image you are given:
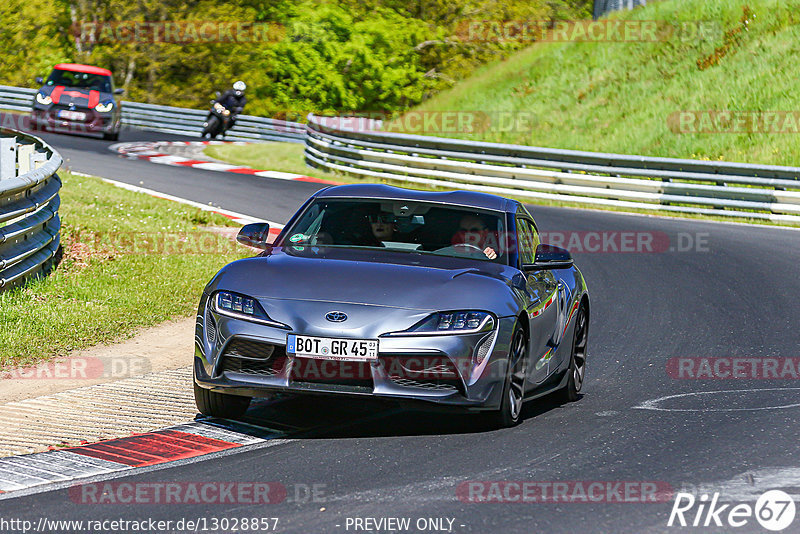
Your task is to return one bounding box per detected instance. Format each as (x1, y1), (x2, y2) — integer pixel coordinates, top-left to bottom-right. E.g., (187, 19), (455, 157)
(39, 85), (112, 108)
(210, 246), (520, 317)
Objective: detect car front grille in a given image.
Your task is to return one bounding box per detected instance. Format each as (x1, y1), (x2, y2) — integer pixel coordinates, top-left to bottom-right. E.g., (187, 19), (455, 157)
(290, 357), (374, 391)
(381, 355), (465, 395)
(220, 338), (287, 377)
(385, 376), (459, 391)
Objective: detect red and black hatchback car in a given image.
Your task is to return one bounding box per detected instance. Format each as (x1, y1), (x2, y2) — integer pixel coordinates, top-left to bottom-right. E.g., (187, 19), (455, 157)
(31, 63), (124, 141)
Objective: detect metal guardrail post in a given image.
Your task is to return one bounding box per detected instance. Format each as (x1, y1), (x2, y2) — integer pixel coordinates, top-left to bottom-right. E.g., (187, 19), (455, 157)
(0, 136), (16, 180)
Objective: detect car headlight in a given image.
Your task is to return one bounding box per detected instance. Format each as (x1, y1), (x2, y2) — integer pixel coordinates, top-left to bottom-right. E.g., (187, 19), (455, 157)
(95, 101), (114, 112)
(390, 311), (495, 336)
(36, 93), (52, 105)
(212, 290), (287, 328)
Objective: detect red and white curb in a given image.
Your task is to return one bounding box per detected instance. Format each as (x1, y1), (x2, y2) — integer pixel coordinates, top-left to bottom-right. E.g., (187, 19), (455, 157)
(109, 140), (338, 184)
(0, 421), (277, 497)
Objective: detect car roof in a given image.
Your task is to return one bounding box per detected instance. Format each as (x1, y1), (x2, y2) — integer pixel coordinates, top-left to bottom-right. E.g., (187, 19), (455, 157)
(53, 63), (112, 77)
(314, 184), (516, 212)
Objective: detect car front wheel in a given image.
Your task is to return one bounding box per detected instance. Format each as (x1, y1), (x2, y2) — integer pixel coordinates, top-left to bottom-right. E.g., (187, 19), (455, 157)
(194, 379), (251, 419)
(489, 324), (527, 428)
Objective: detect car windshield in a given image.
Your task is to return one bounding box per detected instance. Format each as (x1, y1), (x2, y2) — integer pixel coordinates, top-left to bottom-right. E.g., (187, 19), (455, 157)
(46, 69), (112, 92)
(280, 199), (508, 263)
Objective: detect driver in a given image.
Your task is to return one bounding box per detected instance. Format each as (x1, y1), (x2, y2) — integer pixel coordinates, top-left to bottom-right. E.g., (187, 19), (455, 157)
(368, 213), (396, 244)
(452, 215), (498, 260)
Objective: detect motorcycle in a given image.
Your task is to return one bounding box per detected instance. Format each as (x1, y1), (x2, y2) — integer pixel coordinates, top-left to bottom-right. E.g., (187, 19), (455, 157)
(201, 95), (232, 139)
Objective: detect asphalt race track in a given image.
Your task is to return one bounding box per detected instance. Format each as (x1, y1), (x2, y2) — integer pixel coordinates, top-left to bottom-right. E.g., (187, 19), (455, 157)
(2, 128), (799, 533)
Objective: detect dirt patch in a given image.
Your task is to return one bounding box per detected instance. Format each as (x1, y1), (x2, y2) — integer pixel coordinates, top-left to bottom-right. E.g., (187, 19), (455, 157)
(0, 317), (195, 404)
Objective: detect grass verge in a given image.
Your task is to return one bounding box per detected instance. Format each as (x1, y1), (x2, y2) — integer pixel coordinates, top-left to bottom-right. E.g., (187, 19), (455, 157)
(0, 171), (248, 368)
(397, 0), (800, 167)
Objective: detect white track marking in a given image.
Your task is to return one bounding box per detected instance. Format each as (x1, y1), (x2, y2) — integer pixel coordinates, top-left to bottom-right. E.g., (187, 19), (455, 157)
(633, 388), (800, 412)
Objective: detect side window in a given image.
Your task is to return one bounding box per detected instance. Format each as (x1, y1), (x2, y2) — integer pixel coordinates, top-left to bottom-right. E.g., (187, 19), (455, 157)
(517, 218), (536, 265)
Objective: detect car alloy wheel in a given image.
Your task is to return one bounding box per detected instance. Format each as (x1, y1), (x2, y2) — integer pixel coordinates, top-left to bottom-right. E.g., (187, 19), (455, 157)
(490, 324), (527, 428)
(560, 303), (588, 403)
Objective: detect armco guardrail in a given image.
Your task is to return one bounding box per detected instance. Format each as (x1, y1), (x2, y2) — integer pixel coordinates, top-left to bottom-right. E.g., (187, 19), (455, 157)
(0, 128), (62, 291)
(305, 114), (800, 224)
(594, 0), (648, 19)
(0, 85), (305, 143)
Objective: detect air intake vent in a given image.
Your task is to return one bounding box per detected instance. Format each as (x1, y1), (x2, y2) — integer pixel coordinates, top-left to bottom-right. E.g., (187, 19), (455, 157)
(205, 304), (217, 345)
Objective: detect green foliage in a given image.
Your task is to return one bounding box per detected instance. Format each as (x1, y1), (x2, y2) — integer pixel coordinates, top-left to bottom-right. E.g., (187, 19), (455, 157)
(0, 0), (73, 86)
(0, 0), (591, 115)
(405, 0), (800, 166)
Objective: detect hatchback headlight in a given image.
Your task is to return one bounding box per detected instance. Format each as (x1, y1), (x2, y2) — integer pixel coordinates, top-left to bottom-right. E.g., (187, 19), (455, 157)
(212, 290), (287, 328)
(95, 101), (114, 112)
(36, 93), (52, 105)
(392, 311), (495, 336)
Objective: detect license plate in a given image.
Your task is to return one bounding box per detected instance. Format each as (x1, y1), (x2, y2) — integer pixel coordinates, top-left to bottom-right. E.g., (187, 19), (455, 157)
(287, 334), (378, 361)
(57, 110), (86, 121)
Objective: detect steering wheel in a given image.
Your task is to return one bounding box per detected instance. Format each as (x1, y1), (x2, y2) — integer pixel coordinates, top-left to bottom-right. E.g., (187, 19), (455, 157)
(434, 243), (485, 256)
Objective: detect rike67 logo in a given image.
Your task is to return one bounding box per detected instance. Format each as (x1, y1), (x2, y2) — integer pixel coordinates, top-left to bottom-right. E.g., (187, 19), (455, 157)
(668, 490), (796, 531)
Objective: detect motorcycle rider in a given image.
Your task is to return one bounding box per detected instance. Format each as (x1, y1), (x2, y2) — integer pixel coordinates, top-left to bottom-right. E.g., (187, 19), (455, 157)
(203, 81), (247, 138)
(217, 80), (247, 129)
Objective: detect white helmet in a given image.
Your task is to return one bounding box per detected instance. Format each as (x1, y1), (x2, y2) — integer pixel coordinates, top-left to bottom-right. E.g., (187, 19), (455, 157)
(233, 81), (246, 92)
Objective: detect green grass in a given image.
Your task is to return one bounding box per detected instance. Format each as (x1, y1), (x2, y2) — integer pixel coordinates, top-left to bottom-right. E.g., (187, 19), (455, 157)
(204, 142), (339, 181)
(0, 172), (247, 368)
(397, 0), (800, 167)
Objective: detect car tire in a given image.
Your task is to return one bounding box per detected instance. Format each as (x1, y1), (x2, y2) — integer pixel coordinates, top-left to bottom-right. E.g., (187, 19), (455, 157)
(558, 303), (588, 403)
(489, 324), (527, 428)
(193, 380), (251, 419)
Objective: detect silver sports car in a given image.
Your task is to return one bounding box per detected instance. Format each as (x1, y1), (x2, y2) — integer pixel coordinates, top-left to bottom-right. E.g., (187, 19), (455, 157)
(194, 185), (589, 427)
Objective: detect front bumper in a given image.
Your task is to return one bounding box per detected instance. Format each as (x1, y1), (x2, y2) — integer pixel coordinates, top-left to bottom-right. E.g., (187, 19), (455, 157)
(30, 107), (118, 134)
(194, 300), (516, 412)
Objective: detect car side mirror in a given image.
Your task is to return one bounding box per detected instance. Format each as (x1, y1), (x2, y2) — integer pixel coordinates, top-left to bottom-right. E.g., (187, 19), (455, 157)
(523, 244), (573, 271)
(236, 223), (271, 249)
(114, 88), (125, 95)
(36, 77), (43, 84)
